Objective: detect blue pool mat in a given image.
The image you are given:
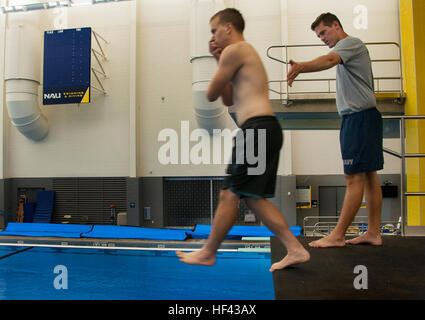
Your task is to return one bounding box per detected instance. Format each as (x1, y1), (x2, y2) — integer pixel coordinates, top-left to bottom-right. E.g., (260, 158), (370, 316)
(0, 223), (301, 241)
(81, 225), (189, 240)
(188, 224), (301, 239)
(0, 223), (92, 238)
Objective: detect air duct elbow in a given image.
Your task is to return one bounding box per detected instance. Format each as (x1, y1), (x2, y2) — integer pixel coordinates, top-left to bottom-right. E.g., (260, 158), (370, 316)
(4, 20), (48, 141)
(5, 80), (49, 141)
(190, 0), (236, 135)
(192, 56), (235, 134)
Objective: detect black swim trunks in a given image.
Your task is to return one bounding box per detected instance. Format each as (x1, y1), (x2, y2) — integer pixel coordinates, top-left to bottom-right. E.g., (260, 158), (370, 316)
(222, 115), (283, 199)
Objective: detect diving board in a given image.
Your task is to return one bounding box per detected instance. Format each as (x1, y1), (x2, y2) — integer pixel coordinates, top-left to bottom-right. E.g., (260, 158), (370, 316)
(81, 225), (189, 240)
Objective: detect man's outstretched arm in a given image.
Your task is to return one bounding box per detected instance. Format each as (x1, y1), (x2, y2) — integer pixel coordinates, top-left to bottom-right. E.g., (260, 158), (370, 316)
(287, 52), (341, 87)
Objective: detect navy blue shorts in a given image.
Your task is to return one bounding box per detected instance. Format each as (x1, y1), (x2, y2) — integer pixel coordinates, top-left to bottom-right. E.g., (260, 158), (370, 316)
(340, 107), (383, 175)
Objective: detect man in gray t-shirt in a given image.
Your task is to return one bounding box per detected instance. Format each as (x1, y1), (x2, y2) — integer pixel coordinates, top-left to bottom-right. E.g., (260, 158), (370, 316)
(287, 13), (384, 248)
(332, 36), (377, 115)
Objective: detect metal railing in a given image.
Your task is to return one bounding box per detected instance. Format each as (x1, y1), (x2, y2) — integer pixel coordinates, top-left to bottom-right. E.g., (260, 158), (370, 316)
(303, 216), (401, 237)
(267, 42), (403, 104)
(382, 115), (425, 235)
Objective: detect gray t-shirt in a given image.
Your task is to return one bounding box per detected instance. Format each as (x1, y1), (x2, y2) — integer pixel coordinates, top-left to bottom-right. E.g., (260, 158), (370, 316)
(331, 36), (376, 116)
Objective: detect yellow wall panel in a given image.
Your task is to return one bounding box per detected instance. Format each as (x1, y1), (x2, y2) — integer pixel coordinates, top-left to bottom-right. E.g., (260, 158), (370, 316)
(399, 0), (425, 225)
(413, 0), (425, 225)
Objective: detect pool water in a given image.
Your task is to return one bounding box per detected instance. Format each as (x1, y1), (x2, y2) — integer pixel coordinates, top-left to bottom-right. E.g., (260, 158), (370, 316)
(0, 246), (274, 300)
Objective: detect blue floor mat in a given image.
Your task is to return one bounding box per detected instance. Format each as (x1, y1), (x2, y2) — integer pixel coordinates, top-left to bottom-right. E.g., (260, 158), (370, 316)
(188, 224), (301, 239)
(0, 223), (92, 238)
(0, 223), (300, 241)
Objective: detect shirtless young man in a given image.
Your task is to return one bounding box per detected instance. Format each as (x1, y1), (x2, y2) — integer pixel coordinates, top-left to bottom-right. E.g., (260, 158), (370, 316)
(177, 8), (310, 271)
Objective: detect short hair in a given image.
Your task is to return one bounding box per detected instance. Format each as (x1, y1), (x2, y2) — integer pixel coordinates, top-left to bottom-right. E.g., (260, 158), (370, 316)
(210, 8), (245, 33)
(311, 12), (343, 31)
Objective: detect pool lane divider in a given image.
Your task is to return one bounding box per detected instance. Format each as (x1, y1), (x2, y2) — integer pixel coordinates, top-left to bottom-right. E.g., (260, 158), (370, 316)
(0, 242), (272, 253)
(237, 247), (271, 253)
(241, 237), (270, 241)
(0, 241), (271, 254)
(0, 246), (34, 260)
(0, 242), (239, 252)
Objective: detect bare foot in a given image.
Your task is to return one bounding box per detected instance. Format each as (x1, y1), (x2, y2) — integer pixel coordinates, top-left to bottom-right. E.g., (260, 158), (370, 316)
(308, 236), (346, 248)
(269, 248), (310, 272)
(346, 232), (382, 246)
(176, 250), (216, 266)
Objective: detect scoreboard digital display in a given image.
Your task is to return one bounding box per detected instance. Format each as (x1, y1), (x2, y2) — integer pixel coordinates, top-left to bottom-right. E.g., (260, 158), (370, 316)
(43, 27), (91, 105)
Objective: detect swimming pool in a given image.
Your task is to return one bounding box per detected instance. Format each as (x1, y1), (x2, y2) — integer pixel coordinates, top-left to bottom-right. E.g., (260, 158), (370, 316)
(0, 245), (274, 300)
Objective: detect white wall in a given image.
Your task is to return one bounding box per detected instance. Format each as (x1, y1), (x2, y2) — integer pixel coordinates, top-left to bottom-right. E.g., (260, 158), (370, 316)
(136, 0), (200, 176)
(137, 0), (285, 177)
(0, 12), (5, 179)
(290, 131), (402, 175)
(138, 0), (401, 177)
(2, 1), (135, 178)
(0, 0), (402, 178)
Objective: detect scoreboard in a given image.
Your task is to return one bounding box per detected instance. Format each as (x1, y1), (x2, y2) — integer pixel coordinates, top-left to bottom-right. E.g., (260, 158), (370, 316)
(43, 27), (91, 105)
